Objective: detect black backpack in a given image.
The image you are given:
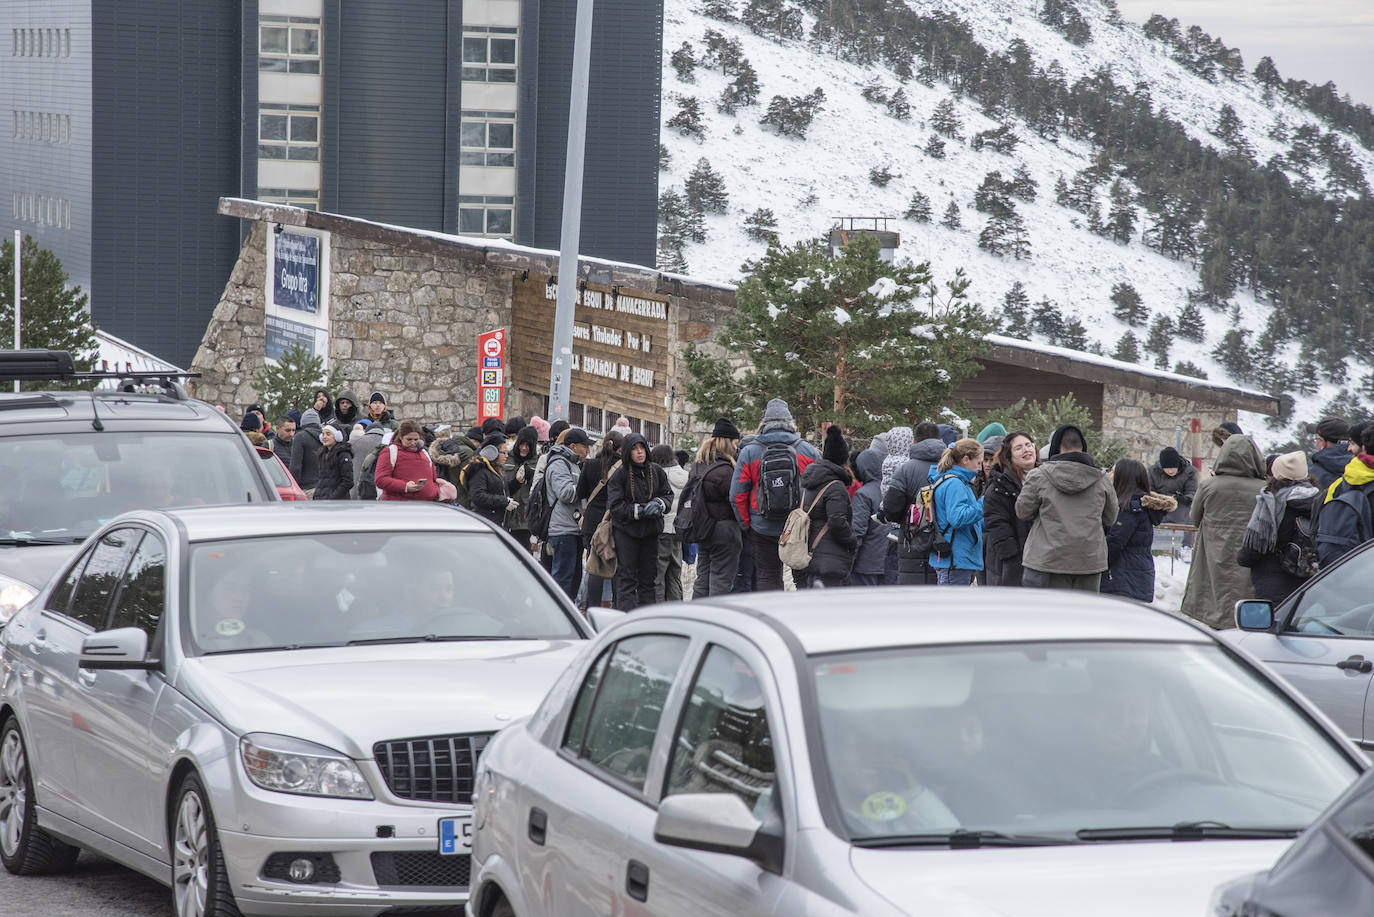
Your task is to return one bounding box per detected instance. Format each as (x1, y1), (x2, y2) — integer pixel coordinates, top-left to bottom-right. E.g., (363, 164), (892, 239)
(526, 455), (571, 541)
(755, 442), (801, 522)
(675, 462), (722, 545)
(1279, 513), (1319, 580)
(357, 444), (383, 500)
(1315, 482), (1374, 569)
(904, 473), (958, 561)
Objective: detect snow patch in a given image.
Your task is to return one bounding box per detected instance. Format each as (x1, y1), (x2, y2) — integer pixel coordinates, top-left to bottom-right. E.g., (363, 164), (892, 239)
(833, 306), (852, 325)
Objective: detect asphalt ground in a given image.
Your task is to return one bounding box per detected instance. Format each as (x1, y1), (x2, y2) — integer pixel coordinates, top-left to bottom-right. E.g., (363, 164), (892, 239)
(0, 850), (172, 917)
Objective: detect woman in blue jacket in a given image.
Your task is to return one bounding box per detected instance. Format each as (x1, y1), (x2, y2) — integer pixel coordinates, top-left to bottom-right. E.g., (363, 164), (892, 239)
(1102, 458), (1176, 602)
(929, 438), (985, 586)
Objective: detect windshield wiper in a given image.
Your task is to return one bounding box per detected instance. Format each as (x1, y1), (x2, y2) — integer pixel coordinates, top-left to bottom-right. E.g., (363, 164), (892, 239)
(853, 829), (1074, 849)
(1076, 821), (1302, 842)
(0, 534), (84, 546)
(345, 634), (518, 646)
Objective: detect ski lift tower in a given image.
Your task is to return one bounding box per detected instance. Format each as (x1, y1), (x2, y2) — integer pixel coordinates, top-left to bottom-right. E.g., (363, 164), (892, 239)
(829, 217), (900, 263)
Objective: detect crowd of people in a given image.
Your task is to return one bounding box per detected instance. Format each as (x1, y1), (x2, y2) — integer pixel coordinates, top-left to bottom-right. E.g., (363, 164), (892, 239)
(232, 390), (1374, 628)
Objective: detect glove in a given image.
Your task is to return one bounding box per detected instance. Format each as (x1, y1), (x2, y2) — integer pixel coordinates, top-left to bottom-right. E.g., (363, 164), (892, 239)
(641, 499), (664, 519)
(506, 498), (520, 511)
(515, 466), (527, 484)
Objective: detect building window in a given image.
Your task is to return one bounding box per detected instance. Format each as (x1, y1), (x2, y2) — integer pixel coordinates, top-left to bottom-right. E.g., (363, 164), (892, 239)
(457, 195), (514, 239)
(258, 187), (320, 211)
(459, 112), (515, 167)
(461, 29), (517, 82)
(259, 17), (321, 74)
(258, 106), (320, 161)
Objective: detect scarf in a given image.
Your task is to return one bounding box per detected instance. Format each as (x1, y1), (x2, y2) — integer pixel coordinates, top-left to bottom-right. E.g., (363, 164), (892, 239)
(1242, 483), (1318, 555)
(879, 426), (913, 498)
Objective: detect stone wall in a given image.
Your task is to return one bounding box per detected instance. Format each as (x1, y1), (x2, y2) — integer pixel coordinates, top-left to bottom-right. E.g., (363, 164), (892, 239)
(1102, 383), (1237, 466)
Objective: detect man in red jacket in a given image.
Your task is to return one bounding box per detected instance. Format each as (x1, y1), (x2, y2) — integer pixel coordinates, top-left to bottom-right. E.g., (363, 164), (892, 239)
(375, 421), (440, 501)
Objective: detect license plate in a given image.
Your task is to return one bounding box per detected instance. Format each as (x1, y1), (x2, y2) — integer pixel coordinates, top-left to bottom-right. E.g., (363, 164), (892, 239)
(438, 817), (472, 855)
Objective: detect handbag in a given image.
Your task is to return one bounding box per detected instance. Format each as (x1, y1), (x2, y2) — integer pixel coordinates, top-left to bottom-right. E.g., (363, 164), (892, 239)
(584, 462), (621, 577)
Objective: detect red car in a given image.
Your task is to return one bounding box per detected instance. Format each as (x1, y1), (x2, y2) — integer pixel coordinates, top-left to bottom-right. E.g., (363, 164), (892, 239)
(255, 445), (309, 501)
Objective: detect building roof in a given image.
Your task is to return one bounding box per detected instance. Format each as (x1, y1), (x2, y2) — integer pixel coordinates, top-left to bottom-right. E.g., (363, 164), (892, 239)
(94, 329), (184, 388)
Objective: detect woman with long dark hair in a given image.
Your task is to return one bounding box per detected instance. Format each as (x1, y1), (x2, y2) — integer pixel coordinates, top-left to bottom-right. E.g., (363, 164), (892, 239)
(606, 433), (672, 610)
(1102, 458), (1176, 602)
(576, 431), (623, 609)
(983, 431), (1037, 586)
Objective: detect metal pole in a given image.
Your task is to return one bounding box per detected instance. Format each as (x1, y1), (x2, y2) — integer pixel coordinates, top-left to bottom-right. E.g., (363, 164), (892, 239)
(546, 0), (595, 423)
(12, 230), (19, 393)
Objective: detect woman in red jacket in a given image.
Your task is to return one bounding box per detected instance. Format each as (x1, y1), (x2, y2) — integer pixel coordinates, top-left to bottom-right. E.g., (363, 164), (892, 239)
(375, 421), (441, 501)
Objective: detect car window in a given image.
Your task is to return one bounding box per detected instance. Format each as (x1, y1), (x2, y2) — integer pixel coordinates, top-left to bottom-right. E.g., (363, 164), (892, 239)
(66, 528), (137, 630)
(47, 553), (90, 616)
(1330, 777), (1374, 861)
(563, 647), (611, 752)
(665, 645), (776, 819)
(108, 533), (166, 640)
(569, 634), (689, 792)
(258, 450), (291, 487)
(1288, 548), (1374, 636)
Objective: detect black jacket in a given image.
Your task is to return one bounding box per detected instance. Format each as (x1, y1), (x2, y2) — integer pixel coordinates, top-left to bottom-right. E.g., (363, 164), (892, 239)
(799, 460), (857, 579)
(313, 443), (355, 501)
(332, 389), (362, 436)
(462, 456), (509, 524)
(1148, 462), (1197, 525)
(578, 453), (620, 541)
(608, 434), (673, 541)
(983, 466), (1031, 586)
(1238, 489), (1318, 604)
(290, 422), (323, 490)
(1311, 444), (1351, 492)
(697, 459), (738, 523)
(1102, 495), (1165, 602)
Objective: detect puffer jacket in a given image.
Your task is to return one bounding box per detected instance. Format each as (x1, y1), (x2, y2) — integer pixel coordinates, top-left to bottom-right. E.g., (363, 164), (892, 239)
(983, 466), (1032, 586)
(729, 429), (820, 536)
(350, 429), (386, 498)
(1181, 435), (1265, 629)
(697, 459), (737, 523)
(799, 459), (857, 579)
(1311, 443), (1352, 491)
(503, 427), (540, 532)
(882, 437), (948, 575)
(1102, 493), (1172, 602)
(543, 446), (584, 538)
(849, 448), (893, 577)
(928, 463), (984, 571)
(375, 442), (440, 501)
(462, 455), (509, 524)
(1148, 461), (1198, 525)
(313, 443), (355, 501)
(1016, 451), (1118, 575)
(289, 409), (323, 490)
(608, 434), (672, 540)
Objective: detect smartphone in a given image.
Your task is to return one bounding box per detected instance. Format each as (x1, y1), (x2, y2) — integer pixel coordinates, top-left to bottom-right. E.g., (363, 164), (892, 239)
(416, 478), (428, 484)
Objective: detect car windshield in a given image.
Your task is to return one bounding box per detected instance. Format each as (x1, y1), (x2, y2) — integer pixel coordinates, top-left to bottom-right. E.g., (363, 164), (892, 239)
(257, 450), (292, 487)
(811, 642), (1358, 845)
(185, 531), (580, 655)
(0, 432), (267, 542)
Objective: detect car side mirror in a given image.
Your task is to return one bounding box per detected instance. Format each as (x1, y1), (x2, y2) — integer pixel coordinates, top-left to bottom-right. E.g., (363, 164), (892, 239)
(587, 607), (626, 633)
(1235, 600), (1274, 632)
(653, 792), (783, 874)
(80, 627), (156, 670)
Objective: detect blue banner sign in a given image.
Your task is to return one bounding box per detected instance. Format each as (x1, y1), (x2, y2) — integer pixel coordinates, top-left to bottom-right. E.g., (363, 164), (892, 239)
(266, 315), (321, 360)
(273, 232), (320, 314)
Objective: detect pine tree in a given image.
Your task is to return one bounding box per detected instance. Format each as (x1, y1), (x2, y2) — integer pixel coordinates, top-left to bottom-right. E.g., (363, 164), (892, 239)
(659, 143), (671, 172)
(1059, 317), (1090, 351)
(670, 42), (697, 82)
(718, 57), (760, 114)
(860, 80), (888, 104)
(1112, 331), (1141, 363)
(1173, 361), (1208, 379)
(1106, 180), (1136, 244)
(658, 188), (693, 265)
(743, 207), (779, 244)
(940, 200), (962, 230)
(685, 158), (729, 214)
(681, 234), (993, 436)
(1054, 174), (1070, 206)
(1031, 298), (1065, 340)
(253, 344), (344, 422)
(973, 171), (1013, 215)
(741, 0), (803, 40)
(701, 0), (736, 21)
(1002, 283), (1032, 339)
(1176, 302), (1206, 341)
(759, 89), (824, 138)
(1211, 328), (1253, 383)
(1110, 282), (1146, 326)
(0, 235), (98, 387)
(904, 191), (932, 222)
(923, 133), (946, 159)
(1213, 104), (1242, 144)
(667, 96), (705, 141)
(1010, 163), (1038, 202)
(869, 165), (895, 187)
(702, 29), (744, 73)
(1145, 314), (1172, 369)
(930, 99), (963, 139)
(885, 87), (911, 120)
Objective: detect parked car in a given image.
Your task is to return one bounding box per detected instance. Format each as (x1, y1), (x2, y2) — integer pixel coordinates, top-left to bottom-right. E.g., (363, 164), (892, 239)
(467, 589), (1363, 917)
(1211, 765), (1374, 916)
(0, 502), (591, 917)
(0, 350), (278, 624)
(1223, 540), (1374, 750)
(256, 445), (309, 501)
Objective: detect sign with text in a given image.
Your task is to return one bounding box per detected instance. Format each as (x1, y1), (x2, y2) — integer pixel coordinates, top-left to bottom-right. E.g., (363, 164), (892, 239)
(264, 227), (330, 366)
(478, 328), (505, 421)
(272, 232), (321, 314)
(265, 314), (327, 361)
(510, 277), (669, 421)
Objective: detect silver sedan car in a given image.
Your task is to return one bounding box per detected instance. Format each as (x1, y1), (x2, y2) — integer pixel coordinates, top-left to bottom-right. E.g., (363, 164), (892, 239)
(468, 589), (1363, 917)
(0, 503), (590, 917)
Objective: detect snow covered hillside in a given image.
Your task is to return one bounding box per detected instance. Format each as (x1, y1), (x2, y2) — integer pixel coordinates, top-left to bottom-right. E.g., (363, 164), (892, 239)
(658, 0), (1374, 444)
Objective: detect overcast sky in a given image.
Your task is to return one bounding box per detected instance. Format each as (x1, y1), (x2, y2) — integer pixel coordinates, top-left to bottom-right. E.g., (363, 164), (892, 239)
(1116, 0), (1374, 108)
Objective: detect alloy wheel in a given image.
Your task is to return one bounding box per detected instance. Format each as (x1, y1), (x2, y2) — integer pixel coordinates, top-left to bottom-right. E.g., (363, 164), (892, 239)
(172, 789), (210, 917)
(0, 730), (26, 858)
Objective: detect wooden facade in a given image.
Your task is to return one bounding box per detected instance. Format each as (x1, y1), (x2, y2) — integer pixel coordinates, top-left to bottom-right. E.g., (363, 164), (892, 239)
(957, 362), (1106, 427)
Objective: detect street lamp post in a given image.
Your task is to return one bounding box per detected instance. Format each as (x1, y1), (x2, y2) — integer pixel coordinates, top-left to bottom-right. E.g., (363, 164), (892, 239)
(12, 230), (19, 393)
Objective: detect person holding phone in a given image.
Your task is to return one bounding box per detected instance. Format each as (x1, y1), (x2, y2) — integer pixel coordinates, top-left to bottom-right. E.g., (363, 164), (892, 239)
(375, 420), (442, 501)
(462, 433), (516, 524)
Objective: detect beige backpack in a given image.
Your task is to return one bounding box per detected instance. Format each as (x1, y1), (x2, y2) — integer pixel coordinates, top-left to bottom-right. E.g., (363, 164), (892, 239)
(778, 481), (838, 570)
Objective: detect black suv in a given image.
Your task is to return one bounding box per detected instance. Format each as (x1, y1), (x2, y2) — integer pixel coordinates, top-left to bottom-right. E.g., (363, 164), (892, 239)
(0, 350), (278, 620)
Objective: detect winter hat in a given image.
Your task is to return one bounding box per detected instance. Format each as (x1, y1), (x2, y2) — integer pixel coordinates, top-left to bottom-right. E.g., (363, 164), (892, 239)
(530, 416), (551, 442)
(1350, 422), (1369, 450)
(465, 426), (483, 442)
(481, 417), (505, 436)
(1049, 424), (1088, 456)
(286, 408), (302, 426)
(879, 425), (913, 497)
(369, 391), (386, 405)
(1212, 422), (1244, 447)
(937, 424), (959, 446)
(1159, 447), (1185, 470)
(321, 424), (343, 443)
(976, 422), (1006, 444)
(548, 419), (571, 442)
(822, 425), (849, 465)
(505, 417), (525, 436)
(711, 417), (741, 440)
(760, 398), (794, 428)
(240, 411), (262, 432)
(611, 415), (634, 435)
(351, 423), (369, 440)
(982, 434), (1004, 456)
(479, 433), (506, 462)
(1271, 451), (1308, 483)
(300, 408), (321, 429)
(1315, 417), (1350, 442)
(562, 427), (592, 447)
(514, 425), (539, 456)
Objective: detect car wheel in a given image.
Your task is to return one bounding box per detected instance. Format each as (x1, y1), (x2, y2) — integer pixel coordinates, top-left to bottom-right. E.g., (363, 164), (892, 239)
(171, 774), (242, 917)
(491, 897), (516, 917)
(0, 719), (81, 875)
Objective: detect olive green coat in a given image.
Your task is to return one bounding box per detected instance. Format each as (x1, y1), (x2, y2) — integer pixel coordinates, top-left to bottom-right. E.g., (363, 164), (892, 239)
(1180, 435), (1265, 629)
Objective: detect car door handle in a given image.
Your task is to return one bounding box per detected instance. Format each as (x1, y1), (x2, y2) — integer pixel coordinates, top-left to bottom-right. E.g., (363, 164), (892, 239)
(1336, 655), (1374, 673)
(626, 859), (649, 903)
(527, 807), (547, 846)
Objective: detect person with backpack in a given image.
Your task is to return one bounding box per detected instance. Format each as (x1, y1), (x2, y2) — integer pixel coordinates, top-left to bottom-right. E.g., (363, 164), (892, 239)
(462, 433), (517, 524)
(313, 424), (355, 501)
(983, 431), (1038, 586)
(607, 433), (672, 610)
(881, 422), (948, 585)
(685, 420), (743, 599)
(504, 425), (540, 550)
(926, 438), (986, 586)
(1180, 434), (1265, 628)
(1101, 459), (1176, 602)
(540, 428), (592, 598)
(1016, 425), (1119, 593)
(791, 426), (858, 588)
(289, 408), (324, 497)
(429, 426), (480, 508)
(651, 444), (690, 602)
(576, 431), (623, 610)
(1315, 424), (1374, 569)
(729, 398), (820, 591)
(848, 446), (894, 586)
(374, 421), (441, 501)
(1238, 451), (1321, 603)
(351, 421), (386, 499)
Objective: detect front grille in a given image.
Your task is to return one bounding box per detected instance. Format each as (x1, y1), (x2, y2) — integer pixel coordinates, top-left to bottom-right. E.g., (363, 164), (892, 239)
(371, 852), (472, 888)
(373, 733), (492, 804)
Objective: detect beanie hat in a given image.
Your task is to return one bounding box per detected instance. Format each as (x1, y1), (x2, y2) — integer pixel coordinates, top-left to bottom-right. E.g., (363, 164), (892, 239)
(611, 415), (633, 434)
(976, 422), (1006, 444)
(321, 424), (343, 442)
(760, 398), (793, 426)
(982, 434), (1004, 456)
(300, 408), (321, 429)
(549, 419), (571, 442)
(530, 416), (551, 442)
(351, 423), (368, 440)
(505, 417), (524, 436)
(286, 408), (302, 426)
(1316, 417), (1350, 442)
(1159, 447), (1185, 470)
(466, 426), (483, 442)
(240, 411), (262, 432)
(711, 417), (741, 440)
(369, 391), (386, 405)
(481, 417), (505, 435)
(1271, 451), (1308, 482)
(1350, 422), (1369, 450)
(937, 423), (958, 446)
(822, 425), (849, 465)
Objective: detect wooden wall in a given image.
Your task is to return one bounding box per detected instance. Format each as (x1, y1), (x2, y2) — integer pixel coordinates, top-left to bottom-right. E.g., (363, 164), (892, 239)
(956, 359), (1104, 428)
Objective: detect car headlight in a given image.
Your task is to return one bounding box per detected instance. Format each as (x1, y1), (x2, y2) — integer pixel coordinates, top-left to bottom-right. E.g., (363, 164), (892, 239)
(0, 575), (39, 625)
(240, 733), (373, 800)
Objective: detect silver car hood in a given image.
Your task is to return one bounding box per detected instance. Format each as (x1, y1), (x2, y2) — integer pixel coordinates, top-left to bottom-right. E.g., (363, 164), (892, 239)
(175, 640), (585, 759)
(850, 840), (1291, 916)
(0, 544), (80, 591)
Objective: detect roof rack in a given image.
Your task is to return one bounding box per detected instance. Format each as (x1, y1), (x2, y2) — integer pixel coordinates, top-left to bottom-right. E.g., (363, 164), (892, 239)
(0, 349), (200, 400)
